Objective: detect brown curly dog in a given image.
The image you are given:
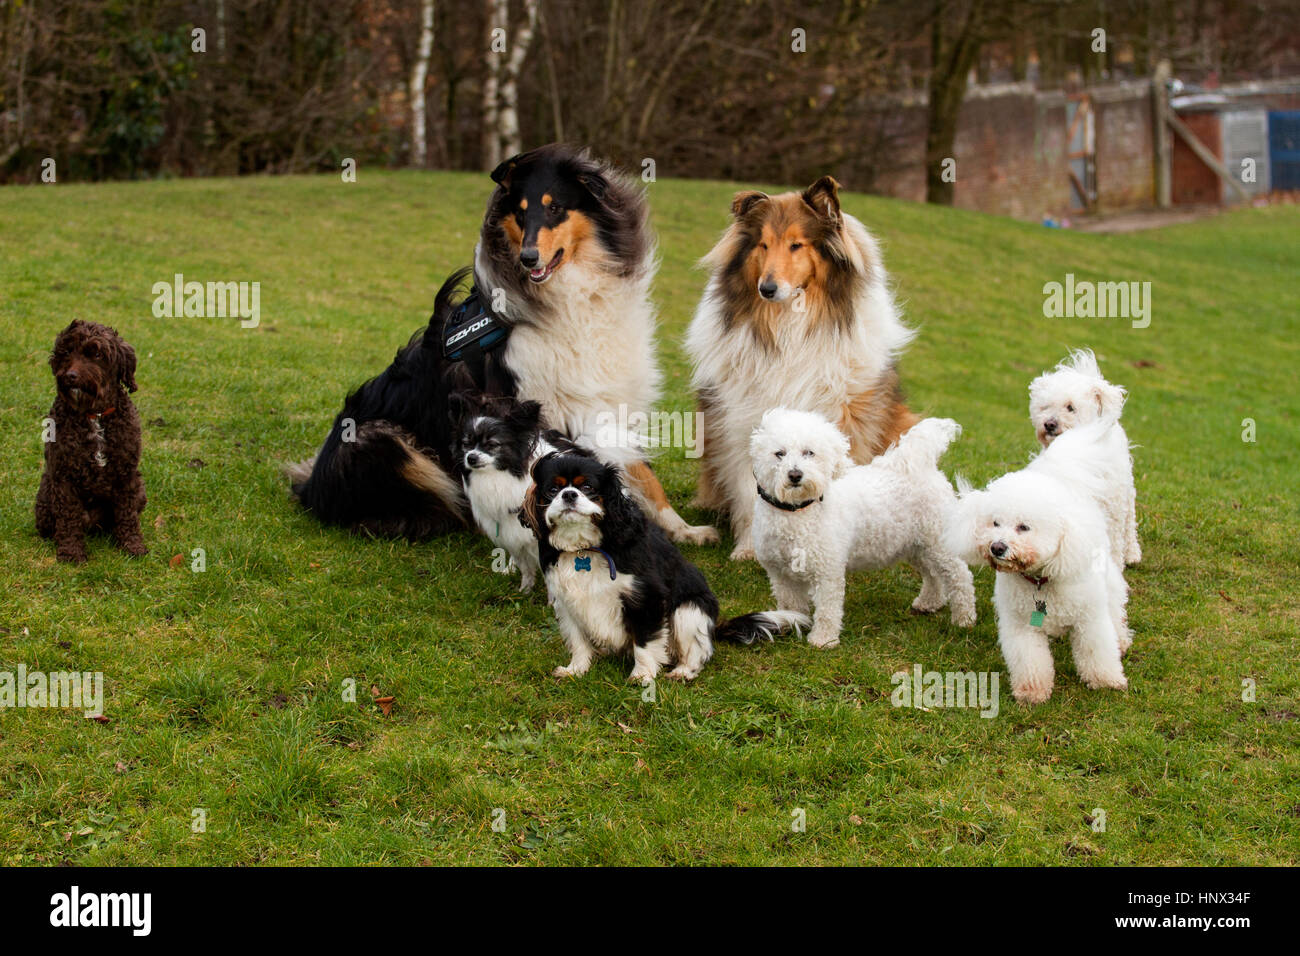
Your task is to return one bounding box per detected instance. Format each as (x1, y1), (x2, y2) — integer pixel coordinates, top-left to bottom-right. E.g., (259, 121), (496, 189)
(35, 319), (147, 563)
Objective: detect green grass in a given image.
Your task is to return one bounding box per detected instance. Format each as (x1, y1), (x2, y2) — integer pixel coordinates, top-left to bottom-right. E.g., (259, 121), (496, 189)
(0, 172), (1296, 865)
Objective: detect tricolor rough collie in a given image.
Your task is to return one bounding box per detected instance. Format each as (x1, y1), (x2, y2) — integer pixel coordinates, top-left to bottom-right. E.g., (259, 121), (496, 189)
(290, 144), (715, 545)
(686, 175), (918, 560)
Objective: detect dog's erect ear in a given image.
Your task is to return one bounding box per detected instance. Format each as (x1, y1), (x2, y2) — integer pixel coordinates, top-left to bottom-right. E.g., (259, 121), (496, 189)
(731, 190), (768, 219)
(801, 175), (841, 223)
(447, 390), (476, 427)
(114, 334), (138, 393)
(1093, 381), (1126, 422)
(508, 399), (543, 430)
(490, 154), (522, 189)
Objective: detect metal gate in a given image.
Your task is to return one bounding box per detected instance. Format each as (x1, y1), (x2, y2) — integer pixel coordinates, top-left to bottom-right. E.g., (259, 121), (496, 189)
(1066, 94), (1096, 212)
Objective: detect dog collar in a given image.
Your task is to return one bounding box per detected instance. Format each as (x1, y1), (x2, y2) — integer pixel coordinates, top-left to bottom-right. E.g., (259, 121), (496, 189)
(1019, 572), (1049, 588)
(756, 483), (820, 512)
(87, 407), (116, 420)
(574, 548), (617, 580)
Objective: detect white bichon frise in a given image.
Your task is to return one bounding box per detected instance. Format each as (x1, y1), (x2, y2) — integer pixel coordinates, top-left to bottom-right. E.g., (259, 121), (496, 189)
(946, 419), (1132, 705)
(1028, 348), (1140, 566)
(750, 409), (976, 649)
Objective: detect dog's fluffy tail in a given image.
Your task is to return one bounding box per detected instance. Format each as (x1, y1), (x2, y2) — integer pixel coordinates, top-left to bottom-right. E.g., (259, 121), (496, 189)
(715, 610), (811, 646)
(284, 457), (316, 500)
(884, 417), (961, 474)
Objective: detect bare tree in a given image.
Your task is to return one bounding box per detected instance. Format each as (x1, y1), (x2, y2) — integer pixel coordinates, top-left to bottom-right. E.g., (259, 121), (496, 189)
(410, 0), (435, 167)
(482, 0), (538, 169)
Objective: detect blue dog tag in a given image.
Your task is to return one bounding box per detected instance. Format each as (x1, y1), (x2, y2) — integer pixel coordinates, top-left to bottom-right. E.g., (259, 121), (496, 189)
(574, 556), (592, 572)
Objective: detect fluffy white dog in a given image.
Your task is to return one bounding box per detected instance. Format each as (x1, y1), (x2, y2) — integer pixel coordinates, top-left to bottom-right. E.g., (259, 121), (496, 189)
(1028, 348), (1140, 566)
(946, 419), (1132, 705)
(750, 409), (976, 649)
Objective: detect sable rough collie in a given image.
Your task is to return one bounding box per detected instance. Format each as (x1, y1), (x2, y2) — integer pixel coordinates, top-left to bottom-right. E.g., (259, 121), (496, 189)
(686, 176), (917, 560)
(290, 144), (714, 544)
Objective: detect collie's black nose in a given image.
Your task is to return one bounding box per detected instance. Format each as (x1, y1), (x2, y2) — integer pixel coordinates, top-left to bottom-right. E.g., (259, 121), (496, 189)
(758, 280), (778, 300)
(787, 469), (803, 485)
(990, 541), (1008, 558)
(520, 247), (540, 268)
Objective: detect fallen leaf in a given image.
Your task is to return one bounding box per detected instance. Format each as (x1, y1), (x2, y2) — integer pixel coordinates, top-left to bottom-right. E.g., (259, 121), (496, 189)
(169, 553), (184, 568)
(849, 814), (864, 826)
(114, 761), (127, 773)
(153, 515), (165, 529)
(617, 721), (634, 734)
(86, 714), (109, 724)
(374, 696), (395, 717)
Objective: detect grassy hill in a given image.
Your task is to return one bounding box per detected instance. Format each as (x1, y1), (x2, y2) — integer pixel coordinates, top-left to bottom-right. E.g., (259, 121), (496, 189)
(0, 172), (1296, 865)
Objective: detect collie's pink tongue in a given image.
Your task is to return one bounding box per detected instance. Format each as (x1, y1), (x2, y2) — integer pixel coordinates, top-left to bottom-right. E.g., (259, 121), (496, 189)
(528, 251), (563, 283)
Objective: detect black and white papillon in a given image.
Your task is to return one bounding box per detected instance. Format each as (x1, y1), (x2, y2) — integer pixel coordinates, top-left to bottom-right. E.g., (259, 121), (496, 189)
(450, 391), (583, 590)
(522, 452), (809, 684)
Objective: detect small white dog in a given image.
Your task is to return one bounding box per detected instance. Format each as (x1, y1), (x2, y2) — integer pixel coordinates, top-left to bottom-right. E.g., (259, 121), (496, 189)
(1028, 348), (1140, 566)
(750, 409), (976, 649)
(946, 419), (1132, 705)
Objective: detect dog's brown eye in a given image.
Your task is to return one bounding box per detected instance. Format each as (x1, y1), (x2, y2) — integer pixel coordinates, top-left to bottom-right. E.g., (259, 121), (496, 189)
(1066, 403), (1075, 412)
(758, 242), (767, 251)
(803, 450), (814, 457)
(775, 450), (785, 459)
(1016, 523), (1030, 533)
(992, 520), (1000, 527)
(790, 242), (802, 252)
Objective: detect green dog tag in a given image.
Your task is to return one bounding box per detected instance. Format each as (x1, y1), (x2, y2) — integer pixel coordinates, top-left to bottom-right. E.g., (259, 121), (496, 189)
(1030, 600), (1047, 628)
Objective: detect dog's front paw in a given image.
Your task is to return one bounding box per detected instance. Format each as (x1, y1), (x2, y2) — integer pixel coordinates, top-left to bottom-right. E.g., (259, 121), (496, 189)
(951, 607), (977, 629)
(121, 541), (148, 557)
(1125, 543), (1142, 565)
(673, 523), (720, 546)
(518, 573), (536, 592)
(1081, 669), (1128, 692)
(666, 665), (700, 682)
(1012, 680), (1054, 705)
(806, 628), (840, 649)
(627, 670), (656, 687)
(56, 547), (88, 564)
(553, 662), (588, 679)
(729, 543), (756, 562)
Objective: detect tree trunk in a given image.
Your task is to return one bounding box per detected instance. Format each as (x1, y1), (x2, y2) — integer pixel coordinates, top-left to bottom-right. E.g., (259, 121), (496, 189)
(410, 0), (435, 168)
(925, 0), (985, 206)
(498, 0), (539, 160)
(481, 0), (506, 170)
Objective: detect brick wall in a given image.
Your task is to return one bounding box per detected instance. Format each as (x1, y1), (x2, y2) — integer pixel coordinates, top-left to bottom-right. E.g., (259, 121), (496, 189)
(866, 81), (1151, 220)
(1094, 91), (1155, 209)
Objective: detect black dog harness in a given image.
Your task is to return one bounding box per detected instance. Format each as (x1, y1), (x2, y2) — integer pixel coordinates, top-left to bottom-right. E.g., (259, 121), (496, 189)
(756, 483), (821, 511)
(441, 285), (509, 388)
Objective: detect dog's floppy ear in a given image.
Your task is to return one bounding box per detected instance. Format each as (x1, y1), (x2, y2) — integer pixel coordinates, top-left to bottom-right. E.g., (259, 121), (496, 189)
(942, 480), (984, 567)
(1093, 380), (1126, 422)
(490, 154), (522, 188)
(801, 175), (841, 224)
(597, 463), (645, 545)
(113, 333), (138, 393)
(518, 481), (542, 537)
(731, 190), (768, 219)
(831, 428), (853, 480)
(577, 169), (609, 201)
